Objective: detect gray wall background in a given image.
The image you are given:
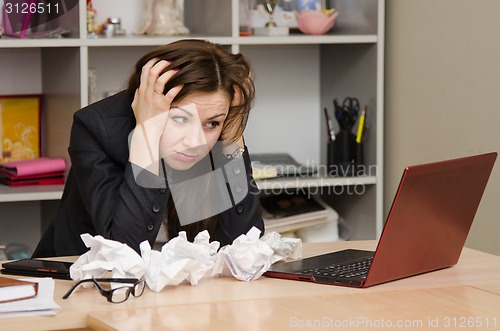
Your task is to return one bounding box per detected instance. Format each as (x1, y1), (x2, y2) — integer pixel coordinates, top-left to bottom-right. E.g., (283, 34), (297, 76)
(385, 0), (500, 255)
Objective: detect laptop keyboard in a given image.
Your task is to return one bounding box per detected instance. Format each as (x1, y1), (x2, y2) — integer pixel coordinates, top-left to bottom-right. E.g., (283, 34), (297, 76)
(299, 257), (373, 279)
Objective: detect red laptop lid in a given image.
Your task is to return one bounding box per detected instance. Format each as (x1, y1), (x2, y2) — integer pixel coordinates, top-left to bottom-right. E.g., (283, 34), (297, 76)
(364, 152), (497, 287)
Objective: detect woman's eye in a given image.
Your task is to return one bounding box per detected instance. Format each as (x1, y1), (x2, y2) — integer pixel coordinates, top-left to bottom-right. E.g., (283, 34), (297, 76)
(204, 121), (220, 130)
(172, 115), (188, 124)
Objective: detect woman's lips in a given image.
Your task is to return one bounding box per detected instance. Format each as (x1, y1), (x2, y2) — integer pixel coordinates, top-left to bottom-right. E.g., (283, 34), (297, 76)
(175, 151), (197, 162)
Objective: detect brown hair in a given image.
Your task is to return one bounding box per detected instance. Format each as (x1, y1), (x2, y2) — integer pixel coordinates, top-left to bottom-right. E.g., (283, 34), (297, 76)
(128, 39), (255, 242)
(127, 39), (255, 143)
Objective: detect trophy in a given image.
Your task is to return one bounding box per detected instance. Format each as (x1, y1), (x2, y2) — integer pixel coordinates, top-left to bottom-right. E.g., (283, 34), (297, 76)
(262, 0), (279, 27)
(254, 0), (289, 35)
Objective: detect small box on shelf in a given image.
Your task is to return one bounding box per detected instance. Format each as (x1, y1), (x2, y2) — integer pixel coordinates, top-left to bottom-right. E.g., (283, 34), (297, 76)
(254, 26), (289, 36)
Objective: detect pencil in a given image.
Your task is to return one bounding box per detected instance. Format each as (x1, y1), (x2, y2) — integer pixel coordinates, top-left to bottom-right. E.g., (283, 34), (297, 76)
(356, 106), (367, 144)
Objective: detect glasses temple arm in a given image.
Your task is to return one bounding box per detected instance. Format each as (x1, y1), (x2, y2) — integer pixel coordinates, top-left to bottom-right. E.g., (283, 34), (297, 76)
(62, 278), (95, 299)
(94, 278), (141, 284)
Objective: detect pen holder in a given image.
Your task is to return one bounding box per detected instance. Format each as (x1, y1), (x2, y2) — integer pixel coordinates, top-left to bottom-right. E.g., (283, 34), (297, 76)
(327, 129), (364, 177)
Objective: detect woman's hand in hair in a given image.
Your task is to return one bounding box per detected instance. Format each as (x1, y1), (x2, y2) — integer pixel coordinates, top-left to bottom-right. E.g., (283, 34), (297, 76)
(132, 58), (182, 127)
(129, 58), (182, 174)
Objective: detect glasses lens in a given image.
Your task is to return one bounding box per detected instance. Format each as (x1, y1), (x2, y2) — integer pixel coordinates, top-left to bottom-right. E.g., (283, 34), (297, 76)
(110, 287), (130, 303)
(133, 280), (146, 297)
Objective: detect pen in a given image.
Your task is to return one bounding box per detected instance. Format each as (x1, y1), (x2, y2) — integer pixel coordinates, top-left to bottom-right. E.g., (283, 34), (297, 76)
(323, 107), (336, 142)
(356, 106), (367, 144)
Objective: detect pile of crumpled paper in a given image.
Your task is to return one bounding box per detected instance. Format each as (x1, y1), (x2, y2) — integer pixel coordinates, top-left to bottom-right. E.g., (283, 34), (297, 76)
(69, 227), (302, 292)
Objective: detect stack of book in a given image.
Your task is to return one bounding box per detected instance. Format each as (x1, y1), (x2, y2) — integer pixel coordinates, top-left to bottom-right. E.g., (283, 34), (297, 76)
(0, 276), (60, 316)
(0, 157), (66, 186)
(260, 191), (339, 237)
(0, 276), (38, 304)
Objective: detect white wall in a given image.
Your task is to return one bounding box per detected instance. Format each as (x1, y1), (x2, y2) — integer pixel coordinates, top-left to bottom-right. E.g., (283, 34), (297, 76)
(385, 0), (500, 255)
(243, 45), (321, 164)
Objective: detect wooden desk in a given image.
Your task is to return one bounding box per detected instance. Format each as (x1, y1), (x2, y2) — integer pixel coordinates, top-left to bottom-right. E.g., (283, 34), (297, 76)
(87, 286), (500, 331)
(2, 241), (500, 331)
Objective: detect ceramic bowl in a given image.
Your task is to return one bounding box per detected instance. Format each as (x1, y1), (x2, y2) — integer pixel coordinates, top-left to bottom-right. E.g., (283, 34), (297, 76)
(295, 10), (339, 35)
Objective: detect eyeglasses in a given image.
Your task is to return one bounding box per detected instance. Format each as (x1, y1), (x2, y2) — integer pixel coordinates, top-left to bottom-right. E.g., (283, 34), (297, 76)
(62, 278), (145, 303)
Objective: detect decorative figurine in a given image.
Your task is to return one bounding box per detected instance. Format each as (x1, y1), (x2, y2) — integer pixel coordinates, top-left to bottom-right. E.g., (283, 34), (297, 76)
(137, 0), (189, 36)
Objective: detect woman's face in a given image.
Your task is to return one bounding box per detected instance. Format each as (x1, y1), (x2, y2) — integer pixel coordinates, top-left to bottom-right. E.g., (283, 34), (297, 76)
(160, 91), (230, 171)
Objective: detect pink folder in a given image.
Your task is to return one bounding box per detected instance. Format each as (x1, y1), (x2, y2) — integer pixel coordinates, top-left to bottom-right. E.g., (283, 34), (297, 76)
(1, 177), (65, 186)
(0, 157), (66, 177)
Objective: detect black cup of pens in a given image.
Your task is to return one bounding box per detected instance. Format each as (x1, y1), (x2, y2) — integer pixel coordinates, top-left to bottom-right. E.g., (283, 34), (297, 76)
(324, 97), (367, 177)
(327, 130), (364, 177)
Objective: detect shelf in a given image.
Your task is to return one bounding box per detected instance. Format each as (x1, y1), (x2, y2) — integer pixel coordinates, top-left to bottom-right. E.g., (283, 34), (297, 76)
(236, 34), (378, 45)
(84, 35), (235, 47)
(0, 0), (384, 246)
(256, 176), (377, 191)
(0, 184), (64, 202)
(0, 34), (378, 49)
(0, 38), (82, 48)
(0, 177), (376, 202)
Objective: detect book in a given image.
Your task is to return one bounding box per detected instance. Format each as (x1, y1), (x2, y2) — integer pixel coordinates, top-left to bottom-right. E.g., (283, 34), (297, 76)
(250, 153), (317, 179)
(0, 276), (38, 304)
(0, 278), (59, 317)
(0, 157), (66, 177)
(251, 162), (279, 180)
(260, 192), (339, 234)
(260, 191), (326, 219)
(0, 170), (64, 181)
(0, 176), (65, 187)
(0, 157), (66, 186)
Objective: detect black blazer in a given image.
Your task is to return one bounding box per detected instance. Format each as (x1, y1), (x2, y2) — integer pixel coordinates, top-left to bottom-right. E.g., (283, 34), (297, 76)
(33, 91), (264, 257)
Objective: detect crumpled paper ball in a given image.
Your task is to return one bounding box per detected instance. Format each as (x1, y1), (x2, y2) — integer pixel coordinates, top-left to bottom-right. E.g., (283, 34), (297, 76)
(140, 230), (219, 292)
(260, 231), (302, 264)
(212, 227), (274, 281)
(70, 233), (146, 280)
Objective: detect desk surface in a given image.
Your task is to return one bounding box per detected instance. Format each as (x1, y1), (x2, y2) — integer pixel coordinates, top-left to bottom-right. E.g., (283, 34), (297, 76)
(2, 240), (500, 331)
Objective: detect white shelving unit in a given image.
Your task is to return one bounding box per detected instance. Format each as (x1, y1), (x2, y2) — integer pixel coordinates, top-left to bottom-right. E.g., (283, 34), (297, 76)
(0, 0), (384, 249)
(0, 185), (64, 202)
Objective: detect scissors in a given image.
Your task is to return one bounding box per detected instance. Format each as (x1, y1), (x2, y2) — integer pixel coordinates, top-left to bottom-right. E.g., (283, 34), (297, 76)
(334, 97), (359, 130)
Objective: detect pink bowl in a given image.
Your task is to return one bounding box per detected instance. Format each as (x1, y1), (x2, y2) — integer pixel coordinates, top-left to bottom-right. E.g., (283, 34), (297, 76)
(295, 10), (339, 35)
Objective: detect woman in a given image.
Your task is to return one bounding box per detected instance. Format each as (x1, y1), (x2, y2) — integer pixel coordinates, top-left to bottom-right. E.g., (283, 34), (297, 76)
(33, 39), (264, 257)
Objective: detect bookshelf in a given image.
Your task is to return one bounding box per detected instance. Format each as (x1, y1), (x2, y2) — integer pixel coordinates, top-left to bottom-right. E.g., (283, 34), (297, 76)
(0, 0), (384, 249)
(0, 185), (63, 202)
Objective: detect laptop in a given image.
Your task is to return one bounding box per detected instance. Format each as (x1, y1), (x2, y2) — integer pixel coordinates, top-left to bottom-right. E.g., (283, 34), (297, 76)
(264, 152), (497, 288)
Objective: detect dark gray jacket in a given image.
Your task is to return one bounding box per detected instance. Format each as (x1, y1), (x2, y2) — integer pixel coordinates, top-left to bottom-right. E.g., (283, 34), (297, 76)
(33, 91), (264, 257)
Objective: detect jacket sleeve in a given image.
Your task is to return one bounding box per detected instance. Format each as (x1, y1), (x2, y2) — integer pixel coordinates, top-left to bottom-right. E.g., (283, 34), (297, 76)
(68, 106), (165, 252)
(214, 147), (265, 246)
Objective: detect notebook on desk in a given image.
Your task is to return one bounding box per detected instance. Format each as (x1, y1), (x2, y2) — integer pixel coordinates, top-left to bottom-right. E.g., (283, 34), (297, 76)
(264, 152), (497, 288)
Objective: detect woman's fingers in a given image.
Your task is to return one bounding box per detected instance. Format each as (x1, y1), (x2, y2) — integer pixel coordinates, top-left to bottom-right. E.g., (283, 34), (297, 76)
(138, 58), (159, 94)
(154, 67), (178, 96)
(165, 84), (183, 101)
(147, 60), (170, 95)
(133, 59), (182, 125)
